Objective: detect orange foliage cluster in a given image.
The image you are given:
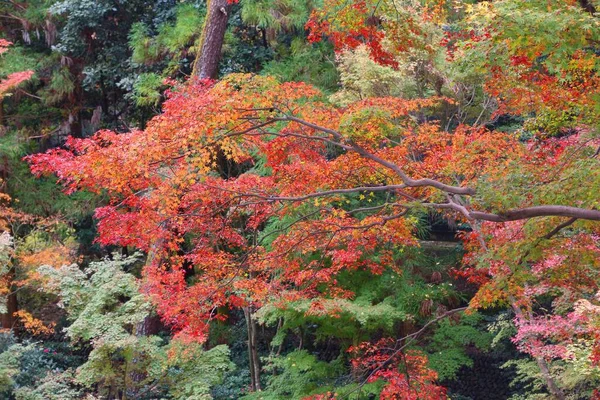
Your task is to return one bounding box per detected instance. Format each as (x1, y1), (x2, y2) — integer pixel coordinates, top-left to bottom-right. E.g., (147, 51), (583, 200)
(306, 0), (397, 67)
(455, 2), (600, 133)
(0, 70), (34, 98)
(0, 38), (12, 55)
(14, 310), (55, 337)
(18, 244), (75, 270)
(486, 58), (600, 123)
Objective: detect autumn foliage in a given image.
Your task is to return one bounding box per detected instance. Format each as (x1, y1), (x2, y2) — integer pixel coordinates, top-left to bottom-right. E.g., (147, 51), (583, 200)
(0, 40), (33, 98)
(11, 0), (600, 397)
(349, 339), (446, 399)
(27, 67), (600, 394)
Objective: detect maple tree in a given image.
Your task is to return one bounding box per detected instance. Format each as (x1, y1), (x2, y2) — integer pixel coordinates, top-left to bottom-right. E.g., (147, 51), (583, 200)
(453, 0), (600, 136)
(305, 2), (600, 396)
(0, 190), (78, 332)
(27, 67), (600, 396)
(0, 40), (34, 129)
(0, 0), (598, 398)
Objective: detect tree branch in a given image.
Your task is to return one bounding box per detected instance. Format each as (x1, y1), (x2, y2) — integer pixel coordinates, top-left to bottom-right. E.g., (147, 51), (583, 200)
(541, 217), (578, 240)
(429, 202), (600, 222)
(276, 113), (476, 195)
(236, 109), (600, 223)
(469, 206), (600, 222)
(239, 184), (414, 203)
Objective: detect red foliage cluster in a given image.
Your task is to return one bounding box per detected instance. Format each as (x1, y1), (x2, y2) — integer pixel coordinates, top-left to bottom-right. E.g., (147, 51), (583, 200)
(349, 338), (446, 399)
(440, 29), (491, 61)
(306, 0), (397, 67)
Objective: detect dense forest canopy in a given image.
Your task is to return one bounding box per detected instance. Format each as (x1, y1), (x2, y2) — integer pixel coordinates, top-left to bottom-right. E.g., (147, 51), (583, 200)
(1, 0), (600, 399)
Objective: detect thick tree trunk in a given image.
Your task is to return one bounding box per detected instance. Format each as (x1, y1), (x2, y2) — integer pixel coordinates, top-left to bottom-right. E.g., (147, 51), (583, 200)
(243, 306), (261, 392)
(192, 0), (231, 79)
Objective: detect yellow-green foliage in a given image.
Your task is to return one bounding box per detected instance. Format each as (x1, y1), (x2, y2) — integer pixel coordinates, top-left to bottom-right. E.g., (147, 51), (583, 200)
(41, 67), (76, 106)
(130, 4), (205, 65)
(256, 297), (409, 347)
(339, 106), (397, 141)
(240, 0), (311, 31)
(561, 340), (600, 395)
(151, 342), (234, 400)
(330, 46), (407, 106)
(0, 46), (39, 76)
(13, 370), (82, 400)
(38, 254), (234, 399)
(240, 350), (343, 399)
(133, 72), (164, 107)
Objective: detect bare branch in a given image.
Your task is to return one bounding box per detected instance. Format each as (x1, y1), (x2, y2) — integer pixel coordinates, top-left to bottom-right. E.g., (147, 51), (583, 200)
(542, 217), (578, 240)
(428, 202), (600, 222)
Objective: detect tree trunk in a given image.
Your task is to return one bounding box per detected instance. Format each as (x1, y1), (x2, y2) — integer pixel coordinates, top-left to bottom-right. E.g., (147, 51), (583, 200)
(127, 244), (165, 392)
(0, 156), (17, 330)
(243, 306), (261, 392)
(0, 100), (5, 132)
(135, 314), (162, 336)
(511, 303), (565, 400)
(1, 271), (18, 329)
(535, 356), (565, 400)
(579, 0), (597, 14)
(192, 0), (231, 79)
